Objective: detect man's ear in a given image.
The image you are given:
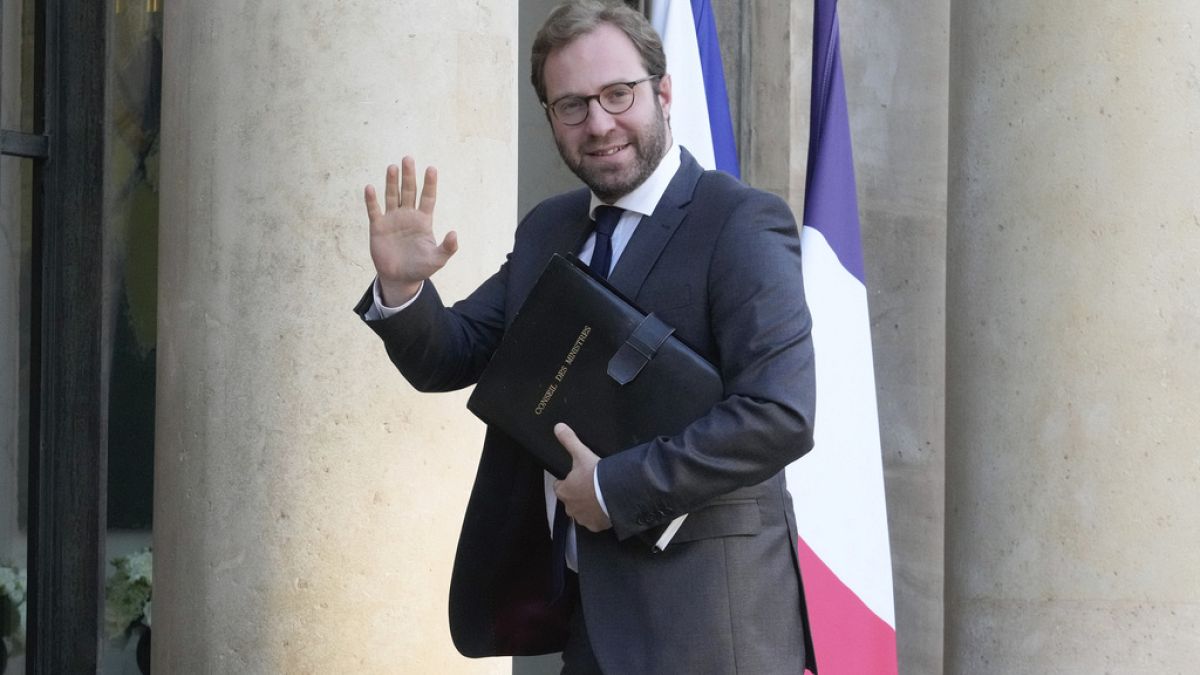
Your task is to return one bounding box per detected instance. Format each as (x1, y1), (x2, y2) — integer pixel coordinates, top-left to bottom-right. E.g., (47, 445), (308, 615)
(657, 73), (672, 120)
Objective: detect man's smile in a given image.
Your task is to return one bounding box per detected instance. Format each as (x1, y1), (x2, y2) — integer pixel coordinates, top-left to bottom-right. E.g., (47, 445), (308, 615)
(586, 143), (631, 158)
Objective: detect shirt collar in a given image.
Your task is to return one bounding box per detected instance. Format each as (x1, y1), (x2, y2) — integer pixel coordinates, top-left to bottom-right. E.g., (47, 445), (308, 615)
(588, 143), (681, 220)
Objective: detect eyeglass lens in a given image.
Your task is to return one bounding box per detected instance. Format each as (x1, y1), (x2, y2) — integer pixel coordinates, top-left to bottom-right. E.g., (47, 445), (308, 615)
(553, 82), (637, 125)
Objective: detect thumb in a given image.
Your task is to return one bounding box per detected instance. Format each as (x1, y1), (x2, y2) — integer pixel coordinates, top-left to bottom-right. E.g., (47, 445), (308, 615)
(554, 423), (590, 462)
(440, 230), (459, 257)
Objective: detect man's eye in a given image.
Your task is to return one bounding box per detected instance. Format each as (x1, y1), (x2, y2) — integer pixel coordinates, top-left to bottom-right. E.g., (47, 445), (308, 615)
(602, 88), (633, 106)
(557, 98), (586, 115)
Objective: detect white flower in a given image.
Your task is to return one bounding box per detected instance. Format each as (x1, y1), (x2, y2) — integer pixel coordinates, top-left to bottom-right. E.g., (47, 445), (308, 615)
(124, 549), (153, 584)
(105, 548), (153, 640)
(1, 563), (27, 655)
(0, 565), (25, 601)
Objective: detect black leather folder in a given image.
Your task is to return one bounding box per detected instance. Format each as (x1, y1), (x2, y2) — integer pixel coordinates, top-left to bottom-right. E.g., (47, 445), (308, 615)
(467, 254), (723, 480)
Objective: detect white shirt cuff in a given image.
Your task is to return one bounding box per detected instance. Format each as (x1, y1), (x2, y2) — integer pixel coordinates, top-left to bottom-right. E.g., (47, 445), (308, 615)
(363, 278), (423, 320)
(593, 461), (610, 518)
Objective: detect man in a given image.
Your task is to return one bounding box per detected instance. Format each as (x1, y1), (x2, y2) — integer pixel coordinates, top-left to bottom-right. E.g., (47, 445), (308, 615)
(356, 2), (817, 673)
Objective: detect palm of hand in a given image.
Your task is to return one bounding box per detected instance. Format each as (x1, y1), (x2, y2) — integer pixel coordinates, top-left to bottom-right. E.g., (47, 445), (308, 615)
(364, 157), (457, 302)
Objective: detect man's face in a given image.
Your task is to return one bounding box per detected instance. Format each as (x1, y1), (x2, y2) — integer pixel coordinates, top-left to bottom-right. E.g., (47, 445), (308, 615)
(542, 24), (673, 202)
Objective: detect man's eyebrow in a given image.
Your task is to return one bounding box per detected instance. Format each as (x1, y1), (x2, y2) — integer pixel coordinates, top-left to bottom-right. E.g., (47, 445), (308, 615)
(550, 76), (648, 100)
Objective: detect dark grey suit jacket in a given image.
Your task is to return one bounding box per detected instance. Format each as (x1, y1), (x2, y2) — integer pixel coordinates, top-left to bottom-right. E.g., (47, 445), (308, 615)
(357, 150), (818, 674)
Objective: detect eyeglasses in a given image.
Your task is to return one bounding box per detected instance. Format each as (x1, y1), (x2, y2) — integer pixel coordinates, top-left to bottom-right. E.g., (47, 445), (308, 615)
(545, 75), (662, 126)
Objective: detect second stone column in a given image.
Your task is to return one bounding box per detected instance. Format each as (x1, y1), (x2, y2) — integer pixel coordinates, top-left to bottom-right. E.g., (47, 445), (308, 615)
(155, 1), (518, 672)
(946, 1), (1200, 672)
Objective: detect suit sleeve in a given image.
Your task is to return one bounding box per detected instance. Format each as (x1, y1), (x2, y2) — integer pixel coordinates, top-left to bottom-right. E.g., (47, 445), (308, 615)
(597, 188), (817, 541)
(353, 257), (511, 393)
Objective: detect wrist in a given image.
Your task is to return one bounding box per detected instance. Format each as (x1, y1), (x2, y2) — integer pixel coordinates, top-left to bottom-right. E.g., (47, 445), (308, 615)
(378, 277), (422, 307)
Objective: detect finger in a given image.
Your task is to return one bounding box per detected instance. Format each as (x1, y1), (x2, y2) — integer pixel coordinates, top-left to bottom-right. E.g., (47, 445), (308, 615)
(552, 478), (574, 504)
(418, 165), (438, 215)
(364, 184), (382, 222)
(384, 164), (400, 211)
(554, 423), (587, 460)
(400, 156), (417, 209)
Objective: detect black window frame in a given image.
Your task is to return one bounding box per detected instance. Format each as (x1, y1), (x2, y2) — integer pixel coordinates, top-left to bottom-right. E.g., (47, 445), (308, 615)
(1, 0), (108, 671)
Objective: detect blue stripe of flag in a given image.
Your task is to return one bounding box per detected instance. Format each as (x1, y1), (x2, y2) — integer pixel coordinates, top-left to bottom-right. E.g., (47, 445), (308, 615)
(690, 0), (740, 178)
(804, 0), (865, 282)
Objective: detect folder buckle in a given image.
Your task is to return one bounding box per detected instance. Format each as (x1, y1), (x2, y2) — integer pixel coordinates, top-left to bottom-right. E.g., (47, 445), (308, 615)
(607, 313), (675, 385)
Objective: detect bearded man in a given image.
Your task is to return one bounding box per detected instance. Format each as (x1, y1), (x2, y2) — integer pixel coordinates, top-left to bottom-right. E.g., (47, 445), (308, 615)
(356, 2), (817, 673)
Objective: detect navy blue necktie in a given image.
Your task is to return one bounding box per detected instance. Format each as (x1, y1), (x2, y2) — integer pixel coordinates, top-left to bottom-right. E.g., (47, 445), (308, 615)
(550, 205), (625, 599)
(550, 498), (571, 598)
(588, 205), (623, 280)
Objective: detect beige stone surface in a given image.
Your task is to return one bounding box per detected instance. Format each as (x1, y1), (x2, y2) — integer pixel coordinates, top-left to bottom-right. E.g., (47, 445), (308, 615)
(738, 0), (802, 201)
(947, 1), (1200, 672)
(953, 600), (1200, 674)
(838, 2), (950, 673)
(155, 1), (517, 672)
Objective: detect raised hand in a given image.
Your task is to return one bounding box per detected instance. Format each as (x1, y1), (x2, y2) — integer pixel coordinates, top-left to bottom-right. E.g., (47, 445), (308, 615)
(364, 156), (458, 306)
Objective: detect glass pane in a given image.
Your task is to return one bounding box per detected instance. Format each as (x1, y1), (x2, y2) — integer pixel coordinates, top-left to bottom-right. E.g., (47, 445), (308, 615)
(2, 0), (34, 669)
(1, 0), (37, 134)
(103, 1), (162, 671)
(1, 156), (33, 675)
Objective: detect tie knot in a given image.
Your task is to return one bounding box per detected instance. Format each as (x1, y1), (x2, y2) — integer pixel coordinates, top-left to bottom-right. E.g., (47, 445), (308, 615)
(593, 205), (623, 236)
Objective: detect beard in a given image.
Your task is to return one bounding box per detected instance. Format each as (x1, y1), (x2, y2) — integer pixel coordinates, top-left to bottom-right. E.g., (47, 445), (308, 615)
(554, 105), (670, 203)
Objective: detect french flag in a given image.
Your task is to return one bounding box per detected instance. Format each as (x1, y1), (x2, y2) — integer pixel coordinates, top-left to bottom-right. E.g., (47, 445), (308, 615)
(650, 0), (738, 176)
(789, 0), (899, 672)
(655, 0), (898, 672)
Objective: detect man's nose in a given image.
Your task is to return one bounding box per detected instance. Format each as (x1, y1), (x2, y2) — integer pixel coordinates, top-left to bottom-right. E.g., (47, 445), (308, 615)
(583, 99), (617, 135)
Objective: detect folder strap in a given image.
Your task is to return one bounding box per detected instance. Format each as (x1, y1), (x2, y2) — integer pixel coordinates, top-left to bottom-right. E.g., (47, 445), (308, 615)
(607, 313), (675, 385)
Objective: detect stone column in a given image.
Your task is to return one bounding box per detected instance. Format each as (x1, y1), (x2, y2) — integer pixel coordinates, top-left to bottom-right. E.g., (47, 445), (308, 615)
(155, 2), (516, 672)
(946, 2), (1200, 671)
(733, 0), (804, 201)
(838, 1), (950, 672)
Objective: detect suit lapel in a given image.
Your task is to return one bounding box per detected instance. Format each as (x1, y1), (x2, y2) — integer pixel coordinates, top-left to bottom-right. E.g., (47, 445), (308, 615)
(508, 190), (592, 322)
(607, 150), (705, 299)
(559, 202), (594, 258)
(544, 190), (593, 262)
